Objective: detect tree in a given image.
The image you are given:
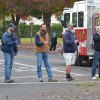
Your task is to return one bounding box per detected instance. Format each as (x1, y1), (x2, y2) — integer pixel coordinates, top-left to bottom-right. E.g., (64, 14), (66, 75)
(0, 0), (76, 43)
(0, 1), (10, 32)
(31, 0), (76, 35)
(0, 0), (47, 42)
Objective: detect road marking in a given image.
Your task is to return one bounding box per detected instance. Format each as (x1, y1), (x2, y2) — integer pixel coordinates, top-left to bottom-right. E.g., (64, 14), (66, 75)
(0, 59), (90, 76)
(0, 62), (3, 65)
(0, 80), (100, 85)
(0, 74), (90, 80)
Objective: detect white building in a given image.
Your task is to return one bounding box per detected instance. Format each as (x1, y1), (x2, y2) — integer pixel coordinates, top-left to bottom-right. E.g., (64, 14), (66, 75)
(20, 15), (60, 25)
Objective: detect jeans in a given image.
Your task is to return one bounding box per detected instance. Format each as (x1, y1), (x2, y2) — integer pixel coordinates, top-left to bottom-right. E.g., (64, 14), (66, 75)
(4, 52), (14, 80)
(91, 51), (100, 77)
(36, 52), (53, 79)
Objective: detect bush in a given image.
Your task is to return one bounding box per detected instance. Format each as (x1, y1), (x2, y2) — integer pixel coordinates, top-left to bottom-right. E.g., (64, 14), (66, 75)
(51, 24), (62, 38)
(0, 22), (3, 39)
(19, 23), (62, 38)
(0, 23), (62, 39)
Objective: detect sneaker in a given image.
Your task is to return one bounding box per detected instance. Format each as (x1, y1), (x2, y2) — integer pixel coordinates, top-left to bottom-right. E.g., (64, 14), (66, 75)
(38, 78), (43, 82)
(70, 76), (75, 80)
(66, 77), (74, 81)
(40, 80), (43, 82)
(66, 75), (75, 81)
(95, 74), (99, 78)
(92, 76), (96, 80)
(48, 78), (57, 82)
(5, 79), (15, 83)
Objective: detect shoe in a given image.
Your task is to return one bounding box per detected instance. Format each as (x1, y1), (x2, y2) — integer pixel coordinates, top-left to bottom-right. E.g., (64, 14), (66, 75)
(95, 74), (99, 78)
(48, 78), (57, 82)
(39, 80), (43, 82)
(92, 76), (96, 80)
(5, 80), (15, 83)
(38, 78), (43, 82)
(70, 76), (75, 80)
(66, 77), (74, 81)
(66, 76), (75, 81)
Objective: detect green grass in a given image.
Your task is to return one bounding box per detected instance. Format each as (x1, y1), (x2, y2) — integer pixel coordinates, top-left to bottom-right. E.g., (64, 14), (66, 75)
(21, 38), (34, 43)
(57, 38), (62, 46)
(21, 38), (62, 45)
(76, 82), (99, 87)
(0, 38), (62, 45)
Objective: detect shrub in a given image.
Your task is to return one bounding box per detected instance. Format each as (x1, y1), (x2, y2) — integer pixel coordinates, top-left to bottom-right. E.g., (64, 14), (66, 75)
(0, 23), (62, 39)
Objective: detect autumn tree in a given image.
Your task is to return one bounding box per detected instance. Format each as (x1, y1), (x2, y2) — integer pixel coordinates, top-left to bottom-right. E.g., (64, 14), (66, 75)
(0, 0), (47, 42)
(0, 0), (77, 42)
(0, 1), (10, 32)
(31, 0), (76, 35)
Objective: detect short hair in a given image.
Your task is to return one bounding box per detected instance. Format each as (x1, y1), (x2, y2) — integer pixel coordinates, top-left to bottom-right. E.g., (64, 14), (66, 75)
(40, 23), (46, 28)
(96, 26), (100, 32)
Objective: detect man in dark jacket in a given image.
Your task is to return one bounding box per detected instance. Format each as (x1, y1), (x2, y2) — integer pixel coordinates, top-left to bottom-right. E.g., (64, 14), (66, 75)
(63, 23), (79, 81)
(91, 27), (100, 80)
(1, 23), (18, 83)
(50, 32), (57, 51)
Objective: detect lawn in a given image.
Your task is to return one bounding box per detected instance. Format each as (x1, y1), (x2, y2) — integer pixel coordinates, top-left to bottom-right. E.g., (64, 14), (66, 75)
(0, 38), (62, 46)
(21, 38), (62, 46)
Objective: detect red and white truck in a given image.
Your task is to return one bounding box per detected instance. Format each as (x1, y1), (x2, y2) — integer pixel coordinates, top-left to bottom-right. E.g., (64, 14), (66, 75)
(61, 0), (100, 66)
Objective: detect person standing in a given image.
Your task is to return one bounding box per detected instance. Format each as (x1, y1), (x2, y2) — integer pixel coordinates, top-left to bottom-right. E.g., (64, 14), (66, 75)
(50, 32), (57, 52)
(91, 27), (100, 80)
(34, 23), (57, 82)
(63, 23), (79, 81)
(1, 23), (18, 83)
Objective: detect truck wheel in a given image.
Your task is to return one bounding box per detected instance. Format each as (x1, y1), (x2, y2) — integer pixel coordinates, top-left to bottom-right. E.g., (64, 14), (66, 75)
(79, 56), (89, 66)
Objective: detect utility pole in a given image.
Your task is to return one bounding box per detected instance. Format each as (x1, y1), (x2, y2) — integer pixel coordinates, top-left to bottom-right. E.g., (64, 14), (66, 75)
(87, 0), (95, 54)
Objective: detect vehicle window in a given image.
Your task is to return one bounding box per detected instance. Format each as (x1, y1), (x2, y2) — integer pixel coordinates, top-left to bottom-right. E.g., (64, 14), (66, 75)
(78, 12), (84, 27)
(64, 13), (70, 28)
(72, 12), (77, 27)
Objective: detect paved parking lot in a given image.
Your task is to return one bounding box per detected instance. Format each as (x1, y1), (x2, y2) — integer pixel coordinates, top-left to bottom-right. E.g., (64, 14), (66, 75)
(0, 51), (100, 100)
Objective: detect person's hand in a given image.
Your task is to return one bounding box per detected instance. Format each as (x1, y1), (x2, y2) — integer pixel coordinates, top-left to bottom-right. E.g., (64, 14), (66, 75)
(74, 40), (78, 44)
(44, 41), (48, 45)
(15, 40), (18, 44)
(14, 52), (17, 56)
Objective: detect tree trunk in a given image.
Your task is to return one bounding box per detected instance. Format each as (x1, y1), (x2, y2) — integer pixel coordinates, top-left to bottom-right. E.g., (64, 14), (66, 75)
(43, 12), (52, 44)
(11, 14), (21, 43)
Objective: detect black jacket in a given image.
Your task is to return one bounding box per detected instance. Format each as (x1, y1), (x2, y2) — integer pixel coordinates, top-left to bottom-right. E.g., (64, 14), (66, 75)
(51, 36), (57, 44)
(93, 33), (100, 51)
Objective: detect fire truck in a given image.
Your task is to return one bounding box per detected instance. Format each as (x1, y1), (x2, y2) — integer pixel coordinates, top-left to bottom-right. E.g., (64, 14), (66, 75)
(61, 0), (100, 66)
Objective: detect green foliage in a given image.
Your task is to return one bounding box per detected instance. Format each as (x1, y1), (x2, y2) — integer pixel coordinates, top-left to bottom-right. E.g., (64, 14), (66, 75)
(19, 23), (31, 38)
(0, 23), (62, 39)
(0, 23), (3, 39)
(30, 9), (42, 19)
(51, 24), (62, 37)
(18, 23), (62, 38)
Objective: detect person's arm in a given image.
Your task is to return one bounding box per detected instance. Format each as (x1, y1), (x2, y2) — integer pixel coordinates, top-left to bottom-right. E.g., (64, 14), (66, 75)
(35, 34), (44, 46)
(2, 34), (16, 46)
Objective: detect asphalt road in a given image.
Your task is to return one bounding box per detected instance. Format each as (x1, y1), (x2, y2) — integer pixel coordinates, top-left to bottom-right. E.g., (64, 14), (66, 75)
(0, 50), (100, 100)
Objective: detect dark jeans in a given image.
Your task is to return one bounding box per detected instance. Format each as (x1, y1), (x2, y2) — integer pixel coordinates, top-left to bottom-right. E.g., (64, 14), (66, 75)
(91, 51), (100, 77)
(50, 43), (57, 51)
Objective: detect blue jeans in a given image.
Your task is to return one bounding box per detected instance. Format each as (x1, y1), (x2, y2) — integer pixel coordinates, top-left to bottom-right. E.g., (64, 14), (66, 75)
(36, 52), (53, 79)
(4, 52), (14, 80)
(91, 51), (100, 77)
